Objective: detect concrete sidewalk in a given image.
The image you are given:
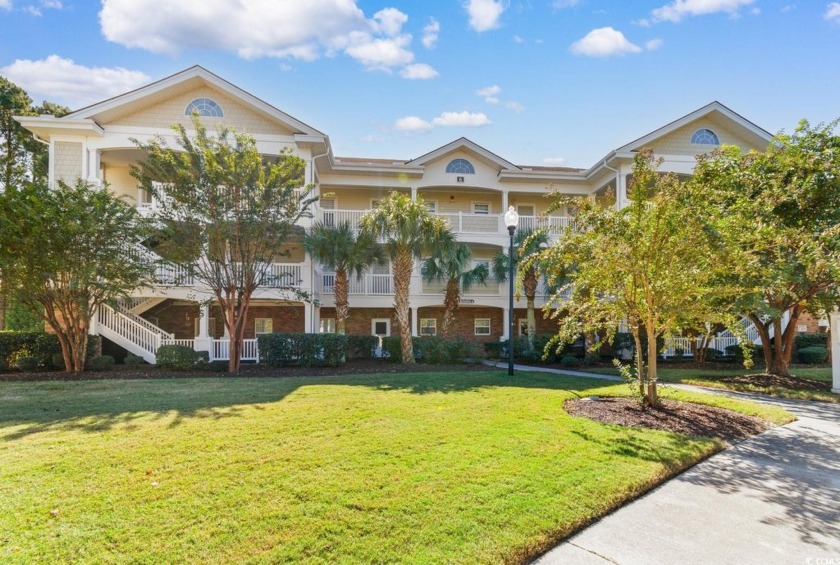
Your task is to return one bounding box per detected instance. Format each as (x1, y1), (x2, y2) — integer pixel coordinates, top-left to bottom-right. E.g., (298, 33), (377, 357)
(528, 382), (840, 564)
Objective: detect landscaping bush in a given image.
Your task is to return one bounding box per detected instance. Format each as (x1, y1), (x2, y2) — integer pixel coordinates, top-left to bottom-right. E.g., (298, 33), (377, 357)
(725, 343), (763, 364)
(346, 335), (378, 360)
(89, 355), (115, 372)
(207, 360), (229, 372)
(14, 356), (40, 372)
(258, 333), (348, 367)
(381, 336), (402, 362)
(483, 341), (503, 359)
(124, 354), (144, 367)
(798, 346), (828, 364)
(795, 333), (826, 351)
(156, 344), (205, 371)
(559, 354), (582, 368)
(0, 331), (101, 370)
(704, 348), (724, 362)
(51, 353), (66, 369)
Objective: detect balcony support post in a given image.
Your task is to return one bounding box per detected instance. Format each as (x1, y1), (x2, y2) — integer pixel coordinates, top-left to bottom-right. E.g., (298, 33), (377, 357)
(194, 303), (213, 354)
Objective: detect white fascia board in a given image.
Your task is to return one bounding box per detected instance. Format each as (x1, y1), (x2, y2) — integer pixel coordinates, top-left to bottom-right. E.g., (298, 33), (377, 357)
(15, 116), (104, 138)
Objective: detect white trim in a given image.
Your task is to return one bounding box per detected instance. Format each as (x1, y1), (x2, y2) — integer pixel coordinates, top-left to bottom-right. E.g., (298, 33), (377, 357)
(407, 137), (520, 170)
(472, 201), (491, 214)
(371, 318), (390, 336)
(419, 318), (437, 336)
(255, 318), (273, 335)
(423, 200), (438, 213)
(474, 318), (491, 336)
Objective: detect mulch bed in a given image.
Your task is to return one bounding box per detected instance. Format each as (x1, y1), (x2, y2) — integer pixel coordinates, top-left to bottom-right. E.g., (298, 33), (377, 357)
(0, 360), (490, 382)
(717, 373), (831, 392)
(565, 397), (768, 442)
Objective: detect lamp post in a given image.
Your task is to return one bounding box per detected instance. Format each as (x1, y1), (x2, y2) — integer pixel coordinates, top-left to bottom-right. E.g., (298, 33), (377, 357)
(504, 206), (519, 376)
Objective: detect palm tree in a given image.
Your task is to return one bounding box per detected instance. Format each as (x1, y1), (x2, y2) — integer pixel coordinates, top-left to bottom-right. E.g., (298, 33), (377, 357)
(421, 233), (489, 338)
(493, 228), (550, 353)
(304, 220), (385, 335)
(360, 192), (448, 363)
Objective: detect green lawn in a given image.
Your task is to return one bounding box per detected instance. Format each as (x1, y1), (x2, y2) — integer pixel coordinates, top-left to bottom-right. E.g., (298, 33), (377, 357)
(0, 370), (791, 564)
(582, 365), (838, 403)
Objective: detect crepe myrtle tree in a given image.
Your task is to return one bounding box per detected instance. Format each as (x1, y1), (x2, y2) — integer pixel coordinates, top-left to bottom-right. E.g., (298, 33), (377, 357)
(693, 119), (840, 377)
(132, 117), (316, 373)
(534, 150), (739, 407)
(360, 192), (448, 364)
(0, 180), (153, 372)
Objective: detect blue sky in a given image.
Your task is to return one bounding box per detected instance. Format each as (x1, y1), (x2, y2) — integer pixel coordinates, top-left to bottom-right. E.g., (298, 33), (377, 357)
(1, 0), (838, 167)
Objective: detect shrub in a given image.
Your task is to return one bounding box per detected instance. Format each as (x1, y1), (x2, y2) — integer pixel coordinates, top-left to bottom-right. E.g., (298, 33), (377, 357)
(583, 351), (600, 365)
(381, 336), (402, 362)
(52, 353), (67, 370)
(89, 355), (115, 372)
(704, 348), (724, 362)
(484, 341), (503, 359)
(207, 360), (229, 372)
(798, 346), (828, 364)
(14, 356), (40, 372)
(795, 333), (826, 351)
(0, 332), (101, 370)
(258, 333), (348, 367)
(156, 344), (204, 371)
(124, 354), (144, 367)
(725, 343), (763, 363)
(412, 336), (450, 364)
(559, 354), (581, 368)
(346, 335), (378, 360)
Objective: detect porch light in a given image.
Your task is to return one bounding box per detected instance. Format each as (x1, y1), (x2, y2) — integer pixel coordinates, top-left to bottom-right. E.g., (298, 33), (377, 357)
(505, 206), (519, 376)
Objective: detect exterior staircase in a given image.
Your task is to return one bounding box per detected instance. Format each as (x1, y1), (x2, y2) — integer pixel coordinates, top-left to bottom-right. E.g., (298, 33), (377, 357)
(96, 303), (174, 364)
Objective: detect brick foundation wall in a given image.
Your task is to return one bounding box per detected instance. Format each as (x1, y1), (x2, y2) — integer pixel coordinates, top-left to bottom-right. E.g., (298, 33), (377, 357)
(320, 307), (399, 336)
(141, 301), (304, 338)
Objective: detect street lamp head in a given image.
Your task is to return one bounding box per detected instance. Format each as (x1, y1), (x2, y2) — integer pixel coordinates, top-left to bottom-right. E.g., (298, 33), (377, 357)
(504, 206), (519, 235)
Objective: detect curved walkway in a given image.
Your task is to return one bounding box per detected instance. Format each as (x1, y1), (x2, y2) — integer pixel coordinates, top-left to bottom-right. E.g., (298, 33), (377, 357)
(490, 363), (840, 564)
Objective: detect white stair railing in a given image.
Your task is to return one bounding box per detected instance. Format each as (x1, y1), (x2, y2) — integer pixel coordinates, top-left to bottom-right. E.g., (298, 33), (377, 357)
(97, 304), (161, 363)
(113, 302), (174, 340)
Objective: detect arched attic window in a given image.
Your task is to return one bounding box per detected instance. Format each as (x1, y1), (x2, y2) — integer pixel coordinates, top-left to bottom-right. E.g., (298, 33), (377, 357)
(185, 98), (224, 117)
(690, 128), (720, 145)
(445, 158), (475, 174)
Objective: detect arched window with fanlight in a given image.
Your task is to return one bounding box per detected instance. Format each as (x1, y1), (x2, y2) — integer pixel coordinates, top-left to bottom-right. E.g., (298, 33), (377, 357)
(445, 158), (475, 174)
(690, 128), (720, 145)
(185, 98), (224, 118)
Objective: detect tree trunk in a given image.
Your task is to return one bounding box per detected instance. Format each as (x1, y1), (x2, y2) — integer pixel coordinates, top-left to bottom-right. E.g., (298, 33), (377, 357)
(645, 325), (659, 407)
(441, 278), (460, 339)
(750, 313), (774, 371)
(335, 268), (349, 335)
(523, 272), (538, 353)
(393, 250), (414, 364)
(0, 273), (7, 331)
(632, 330), (645, 401)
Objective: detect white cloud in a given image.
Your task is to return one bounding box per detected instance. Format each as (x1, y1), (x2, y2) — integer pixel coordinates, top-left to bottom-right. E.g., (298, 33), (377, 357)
(20, 0), (61, 15)
(571, 27), (642, 57)
(552, 0), (579, 8)
(422, 18), (440, 48)
(465, 0), (505, 32)
(400, 63), (439, 79)
(826, 2), (840, 21)
(371, 7), (407, 37)
(513, 34), (524, 43)
(543, 157), (567, 165)
(99, 0), (418, 72)
(652, 0), (755, 23)
(432, 111), (491, 127)
(0, 55), (150, 108)
(645, 38), (664, 50)
(394, 116), (433, 132)
(505, 101), (524, 112)
(476, 85), (501, 103)
(781, 4), (796, 13)
(0, 0), (11, 9)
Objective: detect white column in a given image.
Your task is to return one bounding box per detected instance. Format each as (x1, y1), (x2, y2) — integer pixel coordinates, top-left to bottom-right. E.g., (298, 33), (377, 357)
(312, 303), (321, 334)
(410, 306), (418, 337)
(304, 302), (313, 334)
(502, 308), (510, 341)
(194, 304), (212, 353)
(501, 191), (509, 213)
(830, 311), (840, 394)
(87, 149), (101, 186)
(410, 186), (417, 200)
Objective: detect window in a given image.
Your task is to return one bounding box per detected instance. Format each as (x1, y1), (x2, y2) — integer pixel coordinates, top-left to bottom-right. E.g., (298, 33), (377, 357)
(185, 98), (223, 117)
(474, 318), (491, 336)
(320, 318), (336, 333)
(255, 318), (273, 335)
(517, 204), (535, 216)
(472, 202), (490, 215)
(424, 200), (438, 213)
(420, 318), (437, 336)
(690, 128), (720, 145)
(445, 159), (475, 174)
(320, 197), (336, 226)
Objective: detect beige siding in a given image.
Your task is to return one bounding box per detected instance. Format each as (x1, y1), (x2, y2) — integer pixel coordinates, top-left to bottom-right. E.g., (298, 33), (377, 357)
(320, 187), (408, 210)
(54, 141), (82, 185)
(417, 189), (502, 214)
(648, 119), (762, 156)
(106, 87), (295, 136)
(103, 165), (137, 204)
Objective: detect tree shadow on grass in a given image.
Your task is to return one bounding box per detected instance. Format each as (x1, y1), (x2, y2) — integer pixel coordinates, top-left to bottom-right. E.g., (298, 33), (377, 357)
(0, 369), (610, 440)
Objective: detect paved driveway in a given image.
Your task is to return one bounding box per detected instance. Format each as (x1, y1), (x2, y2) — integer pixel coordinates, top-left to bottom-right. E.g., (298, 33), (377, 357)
(535, 392), (840, 564)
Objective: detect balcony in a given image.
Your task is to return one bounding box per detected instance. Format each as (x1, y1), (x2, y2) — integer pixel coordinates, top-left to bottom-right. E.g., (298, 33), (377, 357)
(318, 209), (574, 236)
(152, 262), (304, 289)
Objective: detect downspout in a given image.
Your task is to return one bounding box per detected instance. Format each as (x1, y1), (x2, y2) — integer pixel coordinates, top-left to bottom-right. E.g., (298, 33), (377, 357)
(602, 156), (620, 209)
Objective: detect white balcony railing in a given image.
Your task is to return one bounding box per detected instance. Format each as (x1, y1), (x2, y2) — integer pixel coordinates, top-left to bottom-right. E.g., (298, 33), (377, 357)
(517, 215), (575, 233)
(320, 272), (393, 295)
(421, 278), (502, 296)
(434, 212), (500, 234)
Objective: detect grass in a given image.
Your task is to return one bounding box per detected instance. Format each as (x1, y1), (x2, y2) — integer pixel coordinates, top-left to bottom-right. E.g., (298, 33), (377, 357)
(0, 370), (792, 564)
(582, 365), (838, 403)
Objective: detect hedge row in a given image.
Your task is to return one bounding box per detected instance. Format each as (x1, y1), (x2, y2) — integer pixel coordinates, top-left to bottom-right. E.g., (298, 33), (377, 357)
(381, 335), (475, 364)
(795, 333), (827, 351)
(258, 333), (349, 367)
(0, 331), (101, 370)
